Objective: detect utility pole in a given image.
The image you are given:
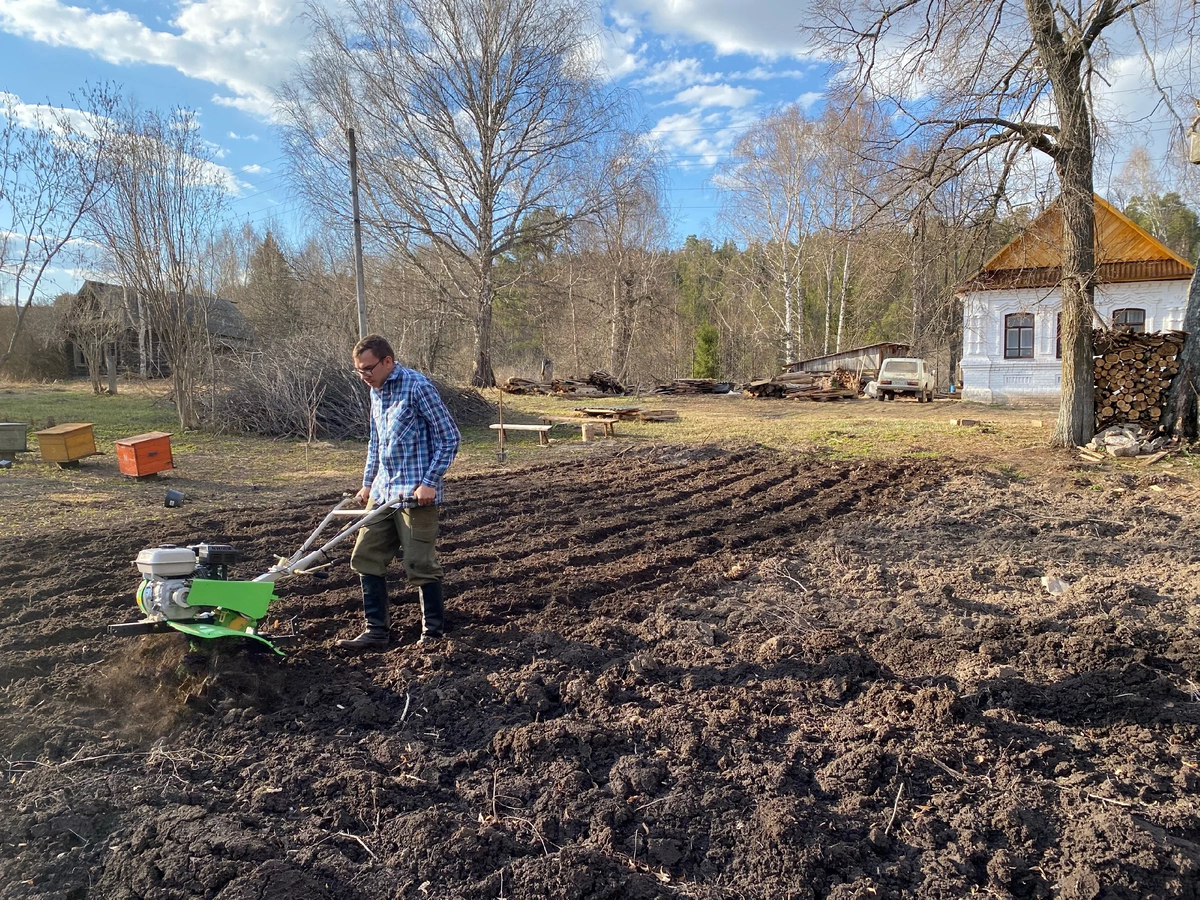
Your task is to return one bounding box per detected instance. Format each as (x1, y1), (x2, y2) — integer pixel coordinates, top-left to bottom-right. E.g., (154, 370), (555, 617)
(347, 127), (368, 339)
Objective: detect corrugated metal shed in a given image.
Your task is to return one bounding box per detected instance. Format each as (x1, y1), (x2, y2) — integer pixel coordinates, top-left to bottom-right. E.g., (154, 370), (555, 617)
(788, 342), (911, 374)
(962, 195), (1194, 290)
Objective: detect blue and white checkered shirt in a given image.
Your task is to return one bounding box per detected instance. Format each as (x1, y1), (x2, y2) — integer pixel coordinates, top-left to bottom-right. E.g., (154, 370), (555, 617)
(363, 365), (460, 505)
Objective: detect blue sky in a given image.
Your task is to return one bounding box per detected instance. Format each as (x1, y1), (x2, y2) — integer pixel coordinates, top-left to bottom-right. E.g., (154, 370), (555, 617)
(0, 0), (1189, 300)
(0, 0), (831, 285)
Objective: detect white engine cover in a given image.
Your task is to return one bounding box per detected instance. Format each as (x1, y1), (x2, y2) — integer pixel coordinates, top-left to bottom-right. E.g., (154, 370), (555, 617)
(136, 546), (197, 578)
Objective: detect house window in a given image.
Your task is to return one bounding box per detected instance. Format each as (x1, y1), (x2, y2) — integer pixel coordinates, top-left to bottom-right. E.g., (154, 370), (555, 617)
(1112, 308), (1145, 333)
(1004, 313), (1035, 359)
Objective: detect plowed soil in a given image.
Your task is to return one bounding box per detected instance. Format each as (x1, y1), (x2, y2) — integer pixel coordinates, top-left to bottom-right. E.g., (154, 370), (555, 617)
(2, 445), (1199, 899)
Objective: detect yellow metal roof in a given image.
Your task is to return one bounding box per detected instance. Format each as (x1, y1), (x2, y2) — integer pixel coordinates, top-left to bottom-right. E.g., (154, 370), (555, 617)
(964, 195), (1194, 290)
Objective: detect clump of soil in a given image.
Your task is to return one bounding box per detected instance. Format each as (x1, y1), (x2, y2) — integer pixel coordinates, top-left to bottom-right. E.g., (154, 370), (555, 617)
(1, 448), (1198, 899)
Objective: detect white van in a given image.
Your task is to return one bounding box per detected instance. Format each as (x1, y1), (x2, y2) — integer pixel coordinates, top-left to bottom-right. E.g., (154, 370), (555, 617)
(876, 357), (935, 402)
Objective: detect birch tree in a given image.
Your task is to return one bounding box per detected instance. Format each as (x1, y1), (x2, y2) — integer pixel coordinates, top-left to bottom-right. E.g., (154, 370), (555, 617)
(809, 0), (1194, 447)
(0, 88), (116, 371)
(575, 135), (669, 382)
(87, 105), (227, 429)
(718, 105), (819, 364)
(280, 0), (622, 386)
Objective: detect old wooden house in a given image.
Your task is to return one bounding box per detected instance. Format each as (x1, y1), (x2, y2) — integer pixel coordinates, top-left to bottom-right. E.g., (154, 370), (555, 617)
(65, 280), (252, 377)
(959, 196), (1194, 403)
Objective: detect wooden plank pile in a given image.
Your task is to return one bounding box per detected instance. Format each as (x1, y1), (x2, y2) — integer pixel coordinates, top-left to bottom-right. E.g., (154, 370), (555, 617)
(1093, 329), (1184, 431)
(570, 405), (679, 423)
(650, 378), (733, 394)
(743, 368), (860, 402)
(502, 371), (627, 397)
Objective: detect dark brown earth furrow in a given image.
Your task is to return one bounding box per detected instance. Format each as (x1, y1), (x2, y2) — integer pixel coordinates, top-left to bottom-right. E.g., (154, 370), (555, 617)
(2, 450), (1199, 900)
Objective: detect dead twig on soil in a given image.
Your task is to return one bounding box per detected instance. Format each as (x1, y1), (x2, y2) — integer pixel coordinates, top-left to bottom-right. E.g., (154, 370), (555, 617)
(1087, 793), (1135, 808)
(885, 781), (905, 835)
(287, 830), (377, 860)
(336, 831), (377, 859)
(636, 794), (674, 811)
(927, 755), (992, 788)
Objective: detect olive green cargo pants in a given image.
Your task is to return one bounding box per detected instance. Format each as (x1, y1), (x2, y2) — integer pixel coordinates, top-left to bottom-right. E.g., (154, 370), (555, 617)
(349, 504), (443, 585)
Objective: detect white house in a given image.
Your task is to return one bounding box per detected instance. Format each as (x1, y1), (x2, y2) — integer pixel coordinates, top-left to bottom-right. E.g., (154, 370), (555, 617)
(959, 195), (1194, 404)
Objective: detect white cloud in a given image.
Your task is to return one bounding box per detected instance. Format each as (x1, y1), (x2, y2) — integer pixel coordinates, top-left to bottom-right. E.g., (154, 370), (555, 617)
(228, 131), (261, 141)
(598, 16), (643, 79)
(0, 0), (308, 122)
(637, 57), (717, 90)
(241, 163), (271, 174)
(797, 90), (822, 110)
(613, 0), (817, 58)
(673, 84), (760, 108)
(738, 65), (809, 81)
(651, 111), (717, 168)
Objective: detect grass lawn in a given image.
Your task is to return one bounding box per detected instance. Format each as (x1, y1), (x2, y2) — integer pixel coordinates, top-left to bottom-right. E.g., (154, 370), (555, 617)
(2, 376), (1191, 540)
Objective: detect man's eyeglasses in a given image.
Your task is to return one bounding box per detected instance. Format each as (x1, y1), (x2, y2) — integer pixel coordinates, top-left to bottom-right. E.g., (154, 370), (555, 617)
(354, 359), (385, 376)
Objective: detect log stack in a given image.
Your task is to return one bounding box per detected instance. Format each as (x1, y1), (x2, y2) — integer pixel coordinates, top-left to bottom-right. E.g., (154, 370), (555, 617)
(502, 371), (626, 397)
(1093, 329), (1184, 431)
(742, 367), (860, 401)
(650, 378), (732, 394)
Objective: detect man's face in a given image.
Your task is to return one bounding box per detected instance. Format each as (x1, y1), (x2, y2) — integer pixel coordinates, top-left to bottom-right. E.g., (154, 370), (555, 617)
(353, 350), (394, 390)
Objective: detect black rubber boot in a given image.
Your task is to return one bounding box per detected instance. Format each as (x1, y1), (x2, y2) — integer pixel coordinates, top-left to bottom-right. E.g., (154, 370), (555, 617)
(337, 574), (390, 651)
(417, 581), (445, 644)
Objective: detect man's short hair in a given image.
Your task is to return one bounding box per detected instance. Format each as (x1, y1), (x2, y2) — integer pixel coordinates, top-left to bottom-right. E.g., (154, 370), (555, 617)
(354, 334), (394, 361)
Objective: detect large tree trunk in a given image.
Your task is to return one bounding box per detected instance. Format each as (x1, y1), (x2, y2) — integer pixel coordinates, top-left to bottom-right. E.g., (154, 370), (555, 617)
(609, 271), (635, 381)
(106, 344), (118, 395)
(173, 367), (200, 430)
(1027, 0), (1097, 448)
(1162, 259), (1200, 438)
(470, 259), (496, 388)
(470, 302), (495, 388)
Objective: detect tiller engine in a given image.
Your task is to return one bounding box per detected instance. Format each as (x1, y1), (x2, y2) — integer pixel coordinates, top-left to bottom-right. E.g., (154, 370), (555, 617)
(108, 496), (409, 655)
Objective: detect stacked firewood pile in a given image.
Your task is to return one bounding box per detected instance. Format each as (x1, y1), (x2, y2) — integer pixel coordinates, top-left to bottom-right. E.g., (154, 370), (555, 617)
(650, 378), (733, 394)
(1093, 330), (1184, 431)
(743, 369), (860, 401)
(502, 371), (626, 397)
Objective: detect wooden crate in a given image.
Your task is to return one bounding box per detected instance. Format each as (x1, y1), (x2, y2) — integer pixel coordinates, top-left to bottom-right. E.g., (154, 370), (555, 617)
(115, 431), (175, 477)
(35, 423), (97, 465)
(0, 423), (28, 454)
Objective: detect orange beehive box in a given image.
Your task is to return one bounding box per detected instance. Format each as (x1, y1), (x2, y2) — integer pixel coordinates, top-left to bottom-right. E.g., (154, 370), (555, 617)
(115, 431), (175, 477)
(35, 423), (98, 464)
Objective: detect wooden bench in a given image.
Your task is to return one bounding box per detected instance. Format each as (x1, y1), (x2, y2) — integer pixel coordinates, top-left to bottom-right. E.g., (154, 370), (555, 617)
(540, 416), (618, 438)
(489, 423), (554, 446)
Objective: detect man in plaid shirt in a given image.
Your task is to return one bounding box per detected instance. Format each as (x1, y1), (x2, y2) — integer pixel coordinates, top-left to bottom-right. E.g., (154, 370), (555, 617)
(339, 334), (461, 651)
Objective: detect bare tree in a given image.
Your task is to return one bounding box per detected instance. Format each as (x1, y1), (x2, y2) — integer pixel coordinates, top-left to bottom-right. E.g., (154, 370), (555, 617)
(810, 106), (883, 355)
(718, 105), (820, 365)
(809, 0), (1194, 447)
(87, 105), (228, 429)
(279, 0), (623, 386)
(0, 87), (116, 371)
(62, 286), (126, 393)
(573, 135), (669, 382)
